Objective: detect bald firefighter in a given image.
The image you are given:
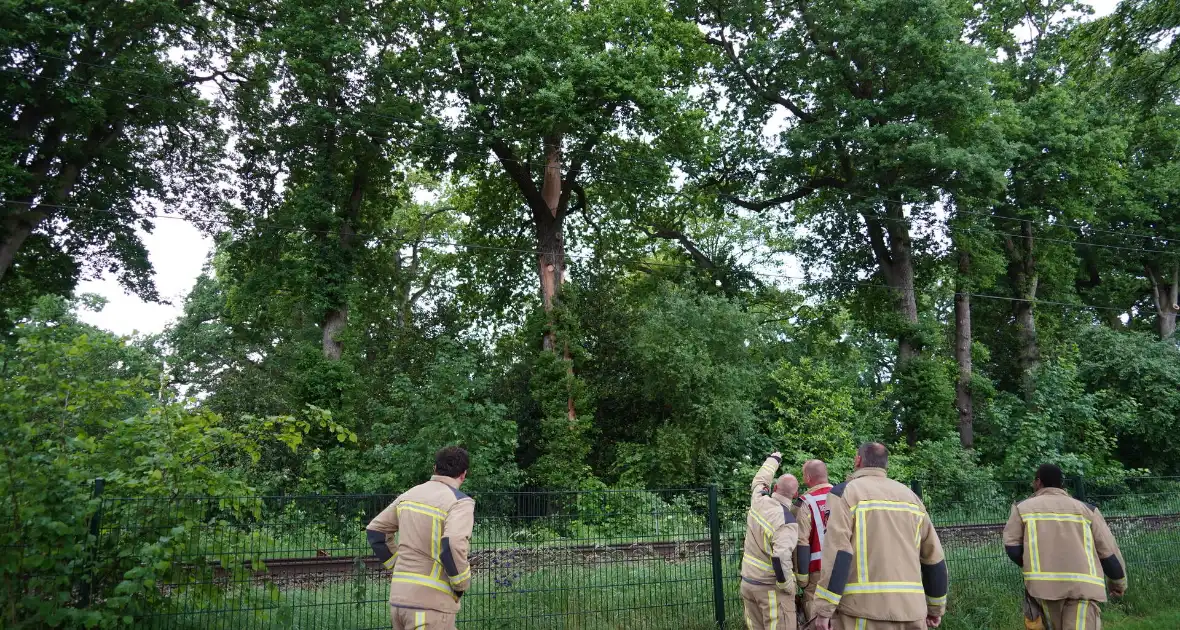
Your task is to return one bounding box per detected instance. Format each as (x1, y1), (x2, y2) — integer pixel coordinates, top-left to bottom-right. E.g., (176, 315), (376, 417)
(814, 443), (948, 630)
(796, 459), (835, 625)
(742, 451), (807, 630)
(366, 446), (475, 630)
(1003, 464), (1127, 630)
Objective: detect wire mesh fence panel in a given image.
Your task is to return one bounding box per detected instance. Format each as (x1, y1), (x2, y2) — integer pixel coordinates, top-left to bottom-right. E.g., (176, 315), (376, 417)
(66, 477), (1180, 629)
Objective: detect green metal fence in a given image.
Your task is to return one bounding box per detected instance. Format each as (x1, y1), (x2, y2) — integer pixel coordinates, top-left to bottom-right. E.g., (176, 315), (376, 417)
(73, 477), (1180, 628)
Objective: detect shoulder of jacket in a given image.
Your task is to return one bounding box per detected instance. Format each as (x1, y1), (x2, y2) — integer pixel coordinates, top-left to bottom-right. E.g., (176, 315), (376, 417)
(828, 481), (850, 498)
(449, 485), (471, 501)
(780, 502), (796, 525)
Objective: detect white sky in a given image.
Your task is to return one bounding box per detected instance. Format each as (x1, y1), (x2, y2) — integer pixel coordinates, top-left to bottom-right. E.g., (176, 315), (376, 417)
(76, 0), (1120, 336)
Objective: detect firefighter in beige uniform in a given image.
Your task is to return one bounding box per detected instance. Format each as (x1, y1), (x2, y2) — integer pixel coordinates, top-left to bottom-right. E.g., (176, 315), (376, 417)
(795, 459), (834, 624)
(742, 451), (809, 630)
(814, 443), (948, 630)
(1003, 464), (1127, 630)
(366, 447), (475, 630)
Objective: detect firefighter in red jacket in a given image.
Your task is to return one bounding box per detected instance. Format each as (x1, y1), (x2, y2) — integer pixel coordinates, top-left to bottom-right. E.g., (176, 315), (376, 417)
(795, 459), (834, 624)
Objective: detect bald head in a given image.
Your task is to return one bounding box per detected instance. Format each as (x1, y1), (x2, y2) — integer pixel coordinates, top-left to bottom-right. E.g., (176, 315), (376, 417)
(803, 459), (829, 486)
(774, 474), (799, 500)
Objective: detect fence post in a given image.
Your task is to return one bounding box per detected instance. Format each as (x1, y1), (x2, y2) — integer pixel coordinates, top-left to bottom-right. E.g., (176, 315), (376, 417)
(1074, 476), (1087, 503)
(910, 480), (923, 500)
(708, 484), (726, 628)
(80, 477), (105, 608)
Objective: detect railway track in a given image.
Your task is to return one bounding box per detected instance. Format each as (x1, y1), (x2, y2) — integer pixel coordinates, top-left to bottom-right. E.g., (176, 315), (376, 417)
(207, 511), (1180, 582)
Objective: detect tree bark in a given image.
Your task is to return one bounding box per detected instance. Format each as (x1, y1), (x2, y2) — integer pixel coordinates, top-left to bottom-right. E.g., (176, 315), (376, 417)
(1146, 261), (1179, 340)
(0, 212), (43, 282)
(319, 164), (366, 361)
(864, 208), (920, 359)
(1005, 220), (1040, 398)
(954, 249), (974, 449)
(537, 136), (566, 353)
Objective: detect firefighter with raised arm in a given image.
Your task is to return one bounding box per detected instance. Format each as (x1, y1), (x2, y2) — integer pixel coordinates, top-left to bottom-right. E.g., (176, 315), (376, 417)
(795, 459), (834, 625)
(1003, 464), (1127, 630)
(741, 451), (808, 630)
(366, 446), (475, 630)
(813, 443), (948, 630)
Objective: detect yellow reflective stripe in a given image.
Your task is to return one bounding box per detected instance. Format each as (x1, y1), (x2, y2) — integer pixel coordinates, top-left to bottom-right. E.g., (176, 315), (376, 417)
(448, 566), (471, 585)
(1023, 572), (1107, 586)
(794, 573), (809, 583)
(856, 506), (868, 581)
(914, 518), (922, 548)
(768, 589), (778, 630)
(743, 553), (774, 572)
(398, 505), (446, 521)
(856, 500), (925, 517)
(1028, 521), (1041, 573)
(398, 501), (447, 519)
(431, 518), (442, 579)
(749, 509), (776, 554)
(745, 610), (753, 629)
(926, 594), (947, 605)
(1082, 522), (1098, 577)
(749, 509), (775, 537)
(844, 581), (925, 594)
(816, 585), (842, 605)
(382, 553), (397, 569)
(1021, 512), (1091, 524)
(390, 571), (455, 595)
(1076, 601), (1086, 630)
(856, 618), (866, 630)
(414, 611), (426, 629)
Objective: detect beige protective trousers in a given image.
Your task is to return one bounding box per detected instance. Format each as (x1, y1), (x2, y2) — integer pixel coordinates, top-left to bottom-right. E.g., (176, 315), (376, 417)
(741, 580), (797, 630)
(831, 614), (923, 630)
(390, 605), (456, 630)
(800, 571), (821, 623)
(1036, 599), (1102, 630)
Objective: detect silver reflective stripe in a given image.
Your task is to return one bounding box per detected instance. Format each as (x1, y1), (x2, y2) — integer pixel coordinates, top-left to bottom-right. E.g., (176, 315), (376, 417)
(804, 493), (827, 549)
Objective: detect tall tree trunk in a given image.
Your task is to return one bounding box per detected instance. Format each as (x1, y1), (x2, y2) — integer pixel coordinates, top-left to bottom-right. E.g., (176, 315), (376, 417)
(1005, 220), (1039, 398)
(320, 164), (366, 360)
(865, 209), (920, 359)
(954, 249), (974, 449)
(1146, 261), (1179, 340)
(537, 137), (566, 353)
(535, 138), (576, 422)
(865, 209), (921, 445)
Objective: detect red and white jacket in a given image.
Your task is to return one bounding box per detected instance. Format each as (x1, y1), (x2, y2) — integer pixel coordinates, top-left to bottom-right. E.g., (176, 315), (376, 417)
(801, 484), (832, 573)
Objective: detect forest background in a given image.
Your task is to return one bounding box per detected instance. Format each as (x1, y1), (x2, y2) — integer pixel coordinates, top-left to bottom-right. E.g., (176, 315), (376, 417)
(3, 0), (1180, 526)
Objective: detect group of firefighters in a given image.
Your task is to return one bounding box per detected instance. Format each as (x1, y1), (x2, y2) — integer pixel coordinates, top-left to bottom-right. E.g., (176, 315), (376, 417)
(366, 444), (1128, 630)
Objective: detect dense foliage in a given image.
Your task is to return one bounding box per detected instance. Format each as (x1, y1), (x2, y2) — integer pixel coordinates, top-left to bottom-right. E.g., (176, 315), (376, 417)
(3, 0), (1180, 624)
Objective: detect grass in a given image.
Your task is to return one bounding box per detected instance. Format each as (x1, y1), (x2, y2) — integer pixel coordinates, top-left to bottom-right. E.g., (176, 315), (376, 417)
(133, 503), (1180, 630)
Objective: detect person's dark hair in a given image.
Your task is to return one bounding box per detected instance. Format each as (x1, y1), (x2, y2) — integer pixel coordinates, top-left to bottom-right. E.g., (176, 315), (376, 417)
(1035, 463), (1064, 489)
(857, 442), (889, 469)
(435, 446), (470, 478)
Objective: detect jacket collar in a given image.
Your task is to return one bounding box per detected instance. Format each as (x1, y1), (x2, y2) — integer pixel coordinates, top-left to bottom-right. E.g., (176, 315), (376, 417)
(849, 467), (888, 481)
(431, 475), (462, 489)
(772, 494), (793, 510)
(1033, 487), (1069, 498)
(806, 483), (833, 495)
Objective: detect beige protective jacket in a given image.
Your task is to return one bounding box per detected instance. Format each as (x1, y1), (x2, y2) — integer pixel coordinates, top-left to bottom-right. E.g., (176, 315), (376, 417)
(366, 475), (475, 614)
(1002, 487), (1126, 602)
(813, 468), (948, 623)
(741, 455), (806, 592)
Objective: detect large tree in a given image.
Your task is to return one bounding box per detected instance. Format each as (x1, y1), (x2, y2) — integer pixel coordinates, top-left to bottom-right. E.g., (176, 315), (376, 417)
(0, 0), (232, 306)
(685, 0), (1004, 439)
